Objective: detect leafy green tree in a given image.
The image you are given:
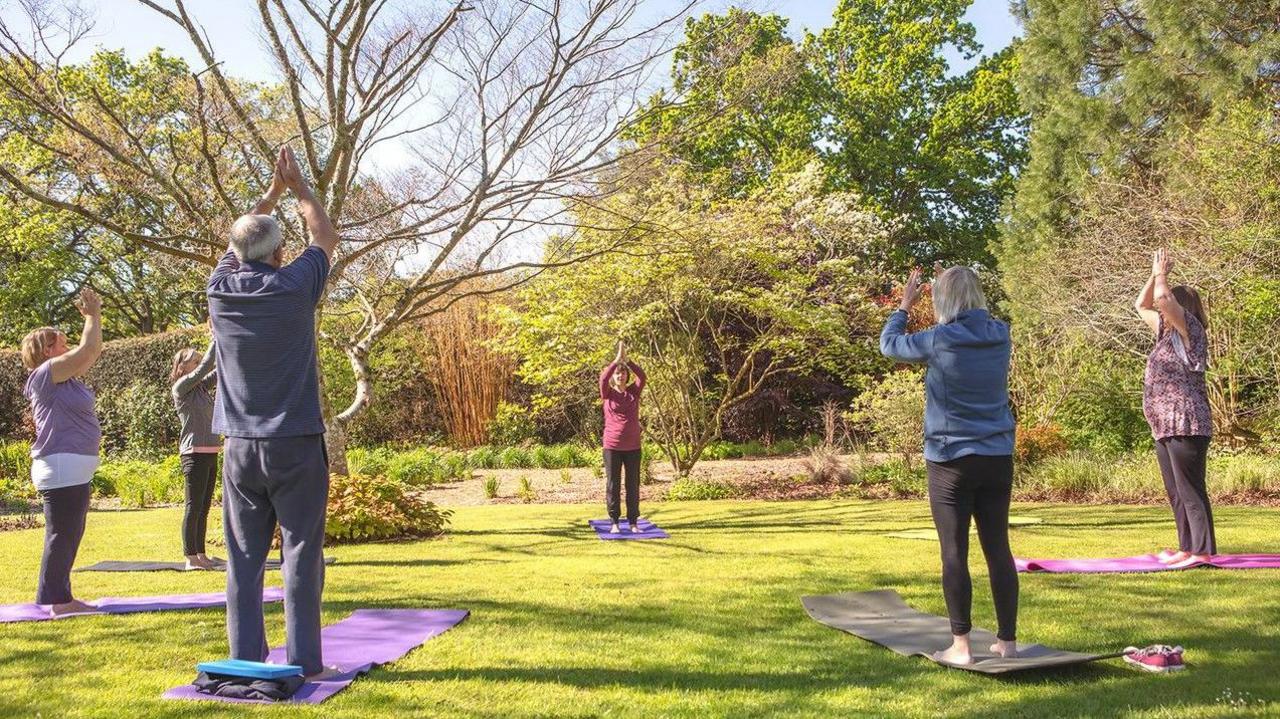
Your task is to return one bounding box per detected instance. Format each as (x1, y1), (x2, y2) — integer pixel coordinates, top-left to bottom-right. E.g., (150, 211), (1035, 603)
(631, 1), (1028, 266)
(498, 161), (896, 474)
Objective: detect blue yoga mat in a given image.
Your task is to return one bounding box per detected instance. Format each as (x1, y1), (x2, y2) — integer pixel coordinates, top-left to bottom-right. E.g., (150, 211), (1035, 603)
(197, 659), (303, 680)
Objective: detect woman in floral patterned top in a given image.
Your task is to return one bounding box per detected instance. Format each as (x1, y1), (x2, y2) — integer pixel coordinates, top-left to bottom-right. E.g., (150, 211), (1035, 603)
(1133, 249), (1215, 569)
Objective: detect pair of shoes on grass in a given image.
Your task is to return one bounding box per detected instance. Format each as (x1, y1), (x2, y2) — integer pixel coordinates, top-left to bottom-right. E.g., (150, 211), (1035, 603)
(1124, 644), (1185, 672)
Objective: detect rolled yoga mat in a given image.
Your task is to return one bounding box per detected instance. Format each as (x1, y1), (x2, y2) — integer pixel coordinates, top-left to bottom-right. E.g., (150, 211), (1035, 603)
(77, 556), (338, 572)
(1016, 553), (1280, 574)
(588, 518), (668, 540)
(0, 586), (285, 624)
(801, 589), (1123, 674)
(163, 608), (470, 704)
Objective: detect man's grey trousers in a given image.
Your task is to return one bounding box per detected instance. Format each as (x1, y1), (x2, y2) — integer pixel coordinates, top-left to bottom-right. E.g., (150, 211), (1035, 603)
(222, 434), (329, 675)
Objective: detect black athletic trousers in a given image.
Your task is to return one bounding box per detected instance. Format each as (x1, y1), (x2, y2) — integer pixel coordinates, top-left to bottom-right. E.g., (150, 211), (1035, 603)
(181, 453), (219, 556)
(36, 482), (92, 605)
(926, 454), (1018, 641)
(1154, 436), (1215, 555)
(604, 448), (641, 524)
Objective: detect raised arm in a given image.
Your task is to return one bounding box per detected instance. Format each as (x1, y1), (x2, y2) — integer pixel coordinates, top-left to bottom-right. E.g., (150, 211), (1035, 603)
(629, 361), (646, 391)
(172, 342), (217, 398)
(1133, 270), (1161, 335)
(250, 149), (287, 216)
(49, 288), (103, 383)
(879, 268), (934, 363)
(1151, 248), (1188, 342)
(600, 361), (617, 399)
(278, 147), (340, 261)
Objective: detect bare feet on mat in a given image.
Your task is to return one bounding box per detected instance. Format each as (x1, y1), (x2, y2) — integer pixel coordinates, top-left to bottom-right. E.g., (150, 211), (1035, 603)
(306, 666), (344, 681)
(629, 523), (640, 534)
(990, 639), (1018, 658)
(1167, 554), (1211, 569)
(185, 555), (218, 570)
(200, 553), (225, 565)
(932, 636), (973, 665)
(1158, 550), (1190, 564)
(50, 599), (95, 615)
(609, 523), (621, 534)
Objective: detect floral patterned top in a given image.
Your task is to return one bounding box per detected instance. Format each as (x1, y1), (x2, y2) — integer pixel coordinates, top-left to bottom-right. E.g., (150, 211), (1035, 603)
(1143, 312), (1212, 440)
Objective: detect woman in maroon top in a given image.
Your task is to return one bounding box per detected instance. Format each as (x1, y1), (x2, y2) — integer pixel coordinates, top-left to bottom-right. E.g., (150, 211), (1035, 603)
(1134, 249), (1215, 569)
(600, 341), (646, 533)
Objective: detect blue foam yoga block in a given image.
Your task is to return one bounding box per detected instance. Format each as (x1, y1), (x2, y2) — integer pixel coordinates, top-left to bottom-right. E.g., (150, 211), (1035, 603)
(197, 659), (304, 680)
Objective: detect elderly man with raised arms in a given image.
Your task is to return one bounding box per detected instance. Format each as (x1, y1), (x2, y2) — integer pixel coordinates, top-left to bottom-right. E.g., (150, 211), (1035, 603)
(208, 146), (339, 678)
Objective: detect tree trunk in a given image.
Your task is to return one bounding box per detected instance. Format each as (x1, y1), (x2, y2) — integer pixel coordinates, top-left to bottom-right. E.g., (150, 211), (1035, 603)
(315, 351), (350, 476)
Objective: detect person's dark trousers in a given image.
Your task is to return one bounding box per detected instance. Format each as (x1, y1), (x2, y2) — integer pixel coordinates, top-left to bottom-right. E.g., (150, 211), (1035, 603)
(926, 454), (1018, 642)
(36, 482), (92, 605)
(222, 435), (329, 675)
(1155, 436), (1215, 555)
(181, 453), (219, 556)
(603, 448), (641, 524)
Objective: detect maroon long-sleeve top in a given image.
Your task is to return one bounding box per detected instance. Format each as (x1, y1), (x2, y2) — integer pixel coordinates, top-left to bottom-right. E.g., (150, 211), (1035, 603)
(600, 361), (646, 451)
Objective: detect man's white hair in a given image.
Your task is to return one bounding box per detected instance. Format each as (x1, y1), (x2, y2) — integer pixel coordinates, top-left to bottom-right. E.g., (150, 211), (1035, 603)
(933, 266), (987, 324)
(229, 214), (283, 263)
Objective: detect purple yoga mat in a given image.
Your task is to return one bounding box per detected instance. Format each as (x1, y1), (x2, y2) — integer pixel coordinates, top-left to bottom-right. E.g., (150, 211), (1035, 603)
(1017, 553), (1280, 574)
(0, 587), (285, 624)
(163, 608), (469, 704)
(588, 518), (668, 540)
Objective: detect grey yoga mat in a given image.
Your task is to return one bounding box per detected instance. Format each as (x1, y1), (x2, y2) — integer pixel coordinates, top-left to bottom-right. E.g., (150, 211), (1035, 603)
(801, 589), (1124, 674)
(76, 556), (338, 572)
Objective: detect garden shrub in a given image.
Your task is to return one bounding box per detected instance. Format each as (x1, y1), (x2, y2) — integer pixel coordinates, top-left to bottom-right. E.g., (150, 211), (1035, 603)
(483, 477), (500, 499)
(348, 447), (394, 478)
(1014, 423), (1069, 466)
(851, 458), (926, 497)
(0, 439), (35, 505)
(516, 476), (536, 502)
(665, 477), (736, 501)
(1016, 452), (1114, 500)
(325, 472), (452, 543)
(801, 445), (851, 484)
(559, 469), (571, 484)
(0, 349), (29, 441)
(487, 401), (539, 446)
(846, 370), (925, 469)
(498, 446), (533, 469)
(93, 456), (185, 508)
(96, 379), (179, 457)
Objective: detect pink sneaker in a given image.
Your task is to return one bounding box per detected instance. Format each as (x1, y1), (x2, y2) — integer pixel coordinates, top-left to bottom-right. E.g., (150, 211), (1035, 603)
(1124, 645), (1185, 672)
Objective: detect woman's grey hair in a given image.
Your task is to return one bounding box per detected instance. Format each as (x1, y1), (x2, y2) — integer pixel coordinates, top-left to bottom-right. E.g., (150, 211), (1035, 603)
(933, 266), (987, 324)
(229, 214), (283, 262)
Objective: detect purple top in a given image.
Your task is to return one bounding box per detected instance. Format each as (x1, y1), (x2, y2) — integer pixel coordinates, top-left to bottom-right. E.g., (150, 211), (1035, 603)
(23, 360), (102, 458)
(600, 361), (645, 451)
(1143, 312), (1212, 440)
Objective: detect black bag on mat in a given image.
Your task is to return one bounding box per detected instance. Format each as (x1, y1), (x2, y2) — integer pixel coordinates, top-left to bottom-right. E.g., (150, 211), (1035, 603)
(193, 672), (306, 701)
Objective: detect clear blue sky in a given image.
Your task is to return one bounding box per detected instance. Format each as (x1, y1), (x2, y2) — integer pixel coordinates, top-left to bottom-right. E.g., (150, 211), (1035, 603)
(66, 0), (1020, 81)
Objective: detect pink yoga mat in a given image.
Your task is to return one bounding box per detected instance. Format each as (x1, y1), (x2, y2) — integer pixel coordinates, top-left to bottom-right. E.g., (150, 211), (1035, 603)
(0, 587), (285, 623)
(1016, 554), (1280, 574)
(163, 608), (469, 704)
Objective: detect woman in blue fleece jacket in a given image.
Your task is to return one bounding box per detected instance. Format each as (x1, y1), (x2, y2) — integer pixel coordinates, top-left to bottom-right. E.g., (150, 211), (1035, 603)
(880, 266), (1018, 666)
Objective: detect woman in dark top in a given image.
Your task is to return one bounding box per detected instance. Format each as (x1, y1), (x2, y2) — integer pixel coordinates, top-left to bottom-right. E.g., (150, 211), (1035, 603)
(1134, 249), (1215, 568)
(170, 343), (222, 570)
(600, 341), (646, 534)
(880, 266), (1018, 665)
(20, 288), (104, 615)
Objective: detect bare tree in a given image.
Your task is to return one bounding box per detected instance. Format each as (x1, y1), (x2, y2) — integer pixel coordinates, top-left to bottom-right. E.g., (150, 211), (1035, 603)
(0, 0), (694, 469)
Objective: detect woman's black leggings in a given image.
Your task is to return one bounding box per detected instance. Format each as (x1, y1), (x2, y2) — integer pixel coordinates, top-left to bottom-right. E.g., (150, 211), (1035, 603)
(1154, 436), (1215, 555)
(926, 454), (1018, 641)
(37, 482), (92, 605)
(604, 448), (641, 524)
(181, 453), (219, 556)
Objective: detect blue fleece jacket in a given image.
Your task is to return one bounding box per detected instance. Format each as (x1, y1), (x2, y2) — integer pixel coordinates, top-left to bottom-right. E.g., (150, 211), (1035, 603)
(879, 308), (1015, 462)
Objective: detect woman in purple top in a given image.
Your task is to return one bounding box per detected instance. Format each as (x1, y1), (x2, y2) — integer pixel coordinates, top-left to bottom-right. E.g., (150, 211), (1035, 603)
(19, 288), (104, 615)
(1134, 249), (1215, 569)
(600, 340), (646, 533)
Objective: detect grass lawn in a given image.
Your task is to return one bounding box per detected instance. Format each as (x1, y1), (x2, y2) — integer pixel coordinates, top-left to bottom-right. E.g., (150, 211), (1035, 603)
(1, 500), (1277, 718)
